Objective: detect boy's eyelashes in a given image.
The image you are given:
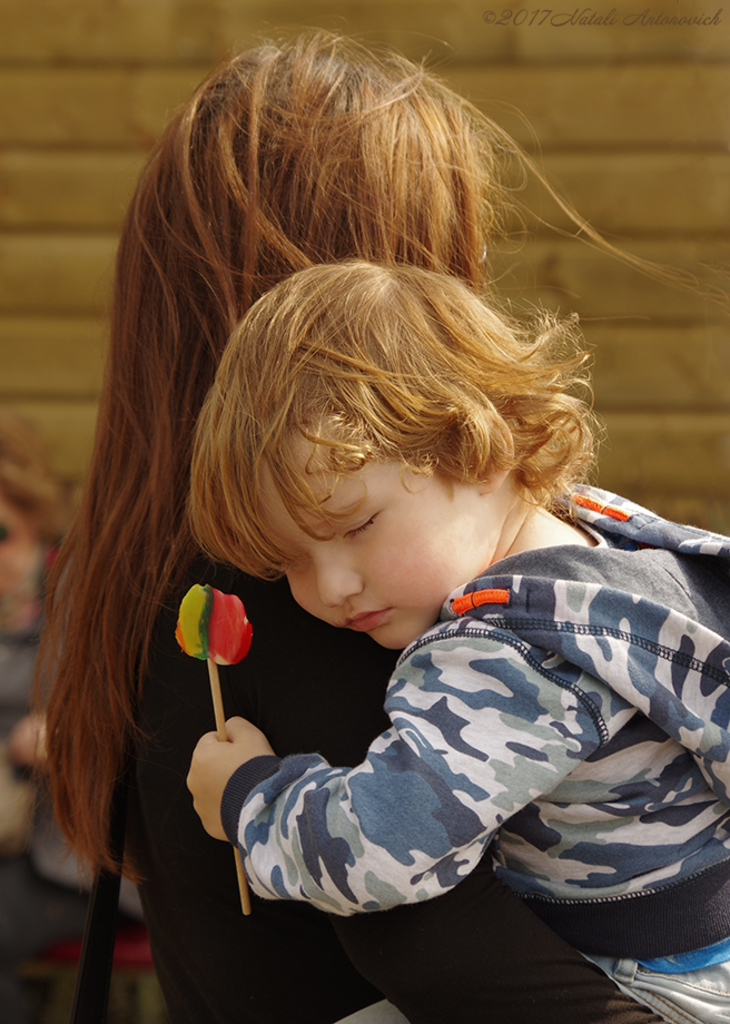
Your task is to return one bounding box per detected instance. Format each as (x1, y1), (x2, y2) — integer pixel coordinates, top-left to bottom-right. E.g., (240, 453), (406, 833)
(346, 514), (377, 539)
(281, 514), (378, 571)
(0, 523), (9, 542)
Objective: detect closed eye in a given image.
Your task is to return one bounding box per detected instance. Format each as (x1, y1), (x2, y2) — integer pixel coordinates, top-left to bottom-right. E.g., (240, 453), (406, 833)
(347, 515), (376, 538)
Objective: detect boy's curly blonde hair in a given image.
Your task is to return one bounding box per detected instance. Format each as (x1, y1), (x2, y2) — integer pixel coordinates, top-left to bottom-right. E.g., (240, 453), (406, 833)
(190, 261), (597, 578)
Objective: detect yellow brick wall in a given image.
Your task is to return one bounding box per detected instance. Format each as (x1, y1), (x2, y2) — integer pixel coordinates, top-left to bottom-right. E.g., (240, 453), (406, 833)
(1, 0), (729, 529)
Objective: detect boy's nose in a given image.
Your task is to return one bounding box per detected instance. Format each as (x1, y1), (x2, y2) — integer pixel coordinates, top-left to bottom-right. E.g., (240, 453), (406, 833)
(316, 559), (364, 608)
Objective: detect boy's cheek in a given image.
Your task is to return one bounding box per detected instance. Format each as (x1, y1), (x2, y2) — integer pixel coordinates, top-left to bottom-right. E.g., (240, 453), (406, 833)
(287, 571), (327, 622)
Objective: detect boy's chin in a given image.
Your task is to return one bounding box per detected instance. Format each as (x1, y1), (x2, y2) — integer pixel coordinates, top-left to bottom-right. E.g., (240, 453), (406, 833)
(367, 632), (408, 650)
(366, 621), (430, 652)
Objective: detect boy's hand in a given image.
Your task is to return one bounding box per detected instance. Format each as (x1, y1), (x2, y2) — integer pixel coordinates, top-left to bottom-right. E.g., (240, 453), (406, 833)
(187, 717), (275, 841)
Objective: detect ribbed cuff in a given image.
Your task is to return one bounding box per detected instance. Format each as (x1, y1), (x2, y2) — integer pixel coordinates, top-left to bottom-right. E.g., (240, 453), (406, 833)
(220, 755), (282, 846)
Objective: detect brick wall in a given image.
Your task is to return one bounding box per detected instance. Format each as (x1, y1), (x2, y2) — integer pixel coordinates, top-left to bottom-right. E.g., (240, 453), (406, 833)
(1, 0), (728, 528)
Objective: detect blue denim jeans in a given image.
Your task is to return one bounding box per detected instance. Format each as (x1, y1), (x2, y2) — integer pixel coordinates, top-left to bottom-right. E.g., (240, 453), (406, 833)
(583, 952), (730, 1024)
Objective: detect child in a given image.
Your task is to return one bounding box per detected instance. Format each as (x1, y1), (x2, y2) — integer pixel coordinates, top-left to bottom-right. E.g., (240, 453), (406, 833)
(187, 261), (730, 1024)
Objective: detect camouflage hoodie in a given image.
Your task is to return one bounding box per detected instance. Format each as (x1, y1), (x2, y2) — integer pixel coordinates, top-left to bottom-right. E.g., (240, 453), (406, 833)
(221, 487), (730, 958)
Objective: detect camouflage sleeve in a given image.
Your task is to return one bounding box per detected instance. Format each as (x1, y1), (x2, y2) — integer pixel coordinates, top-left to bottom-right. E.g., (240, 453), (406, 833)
(229, 621), (610, 915)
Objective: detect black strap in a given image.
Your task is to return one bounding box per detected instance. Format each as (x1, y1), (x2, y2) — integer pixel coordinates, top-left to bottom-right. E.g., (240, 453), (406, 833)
(70, 762), (129, 1023)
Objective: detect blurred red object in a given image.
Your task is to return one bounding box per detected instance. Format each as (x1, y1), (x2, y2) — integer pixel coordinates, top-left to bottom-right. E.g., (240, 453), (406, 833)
(39, 922), (153, 969)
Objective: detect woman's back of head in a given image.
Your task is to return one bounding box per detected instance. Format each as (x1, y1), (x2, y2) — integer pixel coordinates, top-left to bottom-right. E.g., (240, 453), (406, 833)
(120, 31), (501, 379)
(109, 30), (505, 593)
(42, 30), (511, 872)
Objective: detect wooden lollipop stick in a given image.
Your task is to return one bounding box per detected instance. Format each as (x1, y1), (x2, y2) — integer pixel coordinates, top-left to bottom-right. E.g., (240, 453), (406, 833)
(207, 658), (252, 916)
(207, 658), (228, 740)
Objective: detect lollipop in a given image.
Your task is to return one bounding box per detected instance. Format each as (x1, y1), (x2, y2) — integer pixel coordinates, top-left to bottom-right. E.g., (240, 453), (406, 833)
(176, 583), (252, 664)
(176, 583), (253, 915)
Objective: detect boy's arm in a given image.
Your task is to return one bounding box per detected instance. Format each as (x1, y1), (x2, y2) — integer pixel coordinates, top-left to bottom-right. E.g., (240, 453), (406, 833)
(196, 623), (608, 916)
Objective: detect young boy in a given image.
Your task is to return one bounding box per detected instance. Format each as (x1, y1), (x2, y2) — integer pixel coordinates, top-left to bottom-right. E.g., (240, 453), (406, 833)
(187, 262), (730, 1023)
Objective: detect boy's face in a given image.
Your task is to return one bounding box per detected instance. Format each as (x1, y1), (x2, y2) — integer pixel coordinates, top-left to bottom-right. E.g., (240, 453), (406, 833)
(263, 458), (514, 650)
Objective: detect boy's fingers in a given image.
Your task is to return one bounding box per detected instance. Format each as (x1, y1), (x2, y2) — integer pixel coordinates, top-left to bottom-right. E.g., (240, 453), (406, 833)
(193, 730), (221, 753)
(225, 716), (277, 759)
(224, 716), (250, 740)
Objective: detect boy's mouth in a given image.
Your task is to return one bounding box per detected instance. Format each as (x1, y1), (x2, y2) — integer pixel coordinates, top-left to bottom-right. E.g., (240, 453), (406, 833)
(345, 608), (392, 632)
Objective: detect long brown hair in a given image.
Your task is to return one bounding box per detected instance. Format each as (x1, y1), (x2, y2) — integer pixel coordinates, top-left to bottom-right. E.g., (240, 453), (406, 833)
(40, 31), (519, 873)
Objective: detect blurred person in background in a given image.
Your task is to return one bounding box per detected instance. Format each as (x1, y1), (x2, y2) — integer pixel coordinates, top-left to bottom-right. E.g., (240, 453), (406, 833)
(0, 411), (138, 1024)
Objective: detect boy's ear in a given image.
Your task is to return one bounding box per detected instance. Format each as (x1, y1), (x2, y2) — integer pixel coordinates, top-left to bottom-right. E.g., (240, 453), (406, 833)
(477, 467), (511, 496)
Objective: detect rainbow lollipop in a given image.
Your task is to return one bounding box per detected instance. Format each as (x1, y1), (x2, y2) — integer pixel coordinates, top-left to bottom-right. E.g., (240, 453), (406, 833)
(176, 583), (253, 665)
(176, 583), (253, 915)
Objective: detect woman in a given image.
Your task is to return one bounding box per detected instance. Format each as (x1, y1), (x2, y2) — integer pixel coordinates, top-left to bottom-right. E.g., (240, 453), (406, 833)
(40, 31), (663, 1024)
